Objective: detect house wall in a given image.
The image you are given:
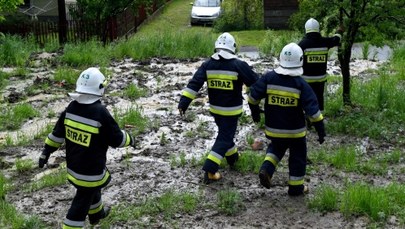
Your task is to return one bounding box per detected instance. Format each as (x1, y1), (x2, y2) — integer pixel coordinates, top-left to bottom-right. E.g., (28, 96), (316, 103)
(263, 0), (298, 29)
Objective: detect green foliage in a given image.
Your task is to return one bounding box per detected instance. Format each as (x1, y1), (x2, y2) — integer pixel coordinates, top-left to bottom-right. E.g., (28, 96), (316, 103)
(258, 30), (301, 57)
(0, 0), (23, 21)
(217, 188), (244, 215)
(0, 104), (39, 131)
(308, 184), (339, 212)
(231, 150), (263, 174)
(112, 31), (215, 60)
(213, 0), (263, 32)
(102, 190), (200, 226)
(114, 106), (149, 136)
(290, 0), (405, 44)
(0, 172), (7, 199)
(15, 159), (34, 173)
(326, 47), (405, 143)
(0, 200), (46, 229)
(0, 34), (37, 67)
(26, 167), (68, 192)
(123, 83), (148, 100)
(53, 67), (80, 88)
(60, 39), (111, 67)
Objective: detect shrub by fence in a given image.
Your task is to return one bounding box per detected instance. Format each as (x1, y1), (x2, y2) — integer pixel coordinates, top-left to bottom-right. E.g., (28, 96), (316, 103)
(0, 0), (170, 46)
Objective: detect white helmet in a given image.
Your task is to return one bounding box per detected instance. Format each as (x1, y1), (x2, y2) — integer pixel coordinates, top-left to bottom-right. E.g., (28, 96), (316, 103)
(305, 18), (320, 33)
(274, 43), (303, 76)
(75, 67), (106, 96)
(215, 32), (236, 54)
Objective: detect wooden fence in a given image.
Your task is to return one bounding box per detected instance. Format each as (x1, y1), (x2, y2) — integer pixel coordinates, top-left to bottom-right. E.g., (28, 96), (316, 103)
(0, 0), (170, 45)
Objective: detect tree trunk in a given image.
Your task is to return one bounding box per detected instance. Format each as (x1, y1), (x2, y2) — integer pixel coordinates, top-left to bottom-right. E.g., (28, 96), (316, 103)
(338, 47), (351, 105)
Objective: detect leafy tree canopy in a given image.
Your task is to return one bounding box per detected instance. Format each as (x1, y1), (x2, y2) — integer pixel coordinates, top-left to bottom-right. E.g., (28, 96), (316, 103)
(289, 0), (405, 105)
(289, 0), (405, 46)
(72, 0), (153, 21)
(0, 0), (24, 21)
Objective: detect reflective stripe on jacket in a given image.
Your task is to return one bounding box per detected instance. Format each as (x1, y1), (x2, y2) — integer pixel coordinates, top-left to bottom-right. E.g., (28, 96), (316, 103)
(44, 100), (131, 188)
(179, 56), (258, 117)
(249, 70), (322, 139)
(298, 32), (341, 83)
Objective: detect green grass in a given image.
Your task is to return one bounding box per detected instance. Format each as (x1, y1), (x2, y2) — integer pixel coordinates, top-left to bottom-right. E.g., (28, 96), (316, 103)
(60, 39), (111, 67)
(309, 183), (405, 225)
(0, 35), (38, 67)
(0, 201), (47, 229)
(308, 184), (339, 212)
(101, 190), (200, 227)
(25, 166), (68, 192)
(258, 29), (301, 56)
(231, 150), (263, 174)
(114, 106), (150, 136)
(15, 159), (34, 173)
(0, 172), (46, 228)
(53, 67), (80, 88)
(217, 188), (244, 216)
(325, 44), (405, 145)
(0, 104), (39, 131)
(123, 84), (148, 100)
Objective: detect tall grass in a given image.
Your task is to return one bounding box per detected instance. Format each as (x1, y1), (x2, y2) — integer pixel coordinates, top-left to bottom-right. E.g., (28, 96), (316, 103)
(0, 104), (39, 131)
(60, 39), (111, 67)
(101, 190), (200, 227)
(111, 31), (215, 60)
(326, 44), (405, 143)
(114, 106), (150, 136)
(309, 183), (405, 224)
(0, 172), (46, 228)
(259, 30), (301, 57)
(0, 35), (37, 67)
(217, 189), (244, 215)
(53, 67), (80, 88)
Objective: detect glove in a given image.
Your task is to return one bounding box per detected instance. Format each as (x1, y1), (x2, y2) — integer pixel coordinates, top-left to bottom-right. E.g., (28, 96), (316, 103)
(249, 103), (261, 123)
(178, 108), (186, 117)
(313, 121), (326, 144)
(38, 150), (51, 168)
(178, 96), (192, 117)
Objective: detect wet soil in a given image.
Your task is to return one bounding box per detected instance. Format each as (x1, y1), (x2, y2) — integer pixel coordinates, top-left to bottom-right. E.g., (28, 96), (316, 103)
(0, 51), (403, 229)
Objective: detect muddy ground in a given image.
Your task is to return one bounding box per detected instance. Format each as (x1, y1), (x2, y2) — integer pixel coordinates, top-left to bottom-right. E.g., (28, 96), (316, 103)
(0, 51), (403, 229)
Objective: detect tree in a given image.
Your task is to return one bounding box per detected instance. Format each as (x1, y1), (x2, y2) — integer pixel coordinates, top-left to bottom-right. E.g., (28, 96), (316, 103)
(71, 0), (153, 43)
(214, 0), (263, 32)
(290, 0), (405, 105)
(0, 0), (24, 21)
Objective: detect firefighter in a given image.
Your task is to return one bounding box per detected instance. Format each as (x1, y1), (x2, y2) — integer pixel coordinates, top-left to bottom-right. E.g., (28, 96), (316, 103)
(298, 18), (343, 112)
(248, 43), (326, 196)
(38, 67), (136, 228)
(178, 32), (260, 184)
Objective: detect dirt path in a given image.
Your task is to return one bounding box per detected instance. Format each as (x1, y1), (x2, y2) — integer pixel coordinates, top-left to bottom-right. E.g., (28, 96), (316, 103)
(1, 53), (402, 229)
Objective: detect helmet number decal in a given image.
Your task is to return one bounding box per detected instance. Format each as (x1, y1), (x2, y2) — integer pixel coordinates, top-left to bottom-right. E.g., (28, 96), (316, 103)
(81, 73), (90, 79)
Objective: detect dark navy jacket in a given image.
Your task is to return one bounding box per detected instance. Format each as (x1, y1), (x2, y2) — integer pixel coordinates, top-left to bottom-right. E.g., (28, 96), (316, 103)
(298, 32), (341, 83)
(44, 100), (132, 188)
(179, 56), (258, 117)
(248, 70), (323, 139)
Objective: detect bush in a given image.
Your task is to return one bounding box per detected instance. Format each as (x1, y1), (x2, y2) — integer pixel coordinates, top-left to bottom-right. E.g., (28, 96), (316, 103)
(213, 0), (263, 32)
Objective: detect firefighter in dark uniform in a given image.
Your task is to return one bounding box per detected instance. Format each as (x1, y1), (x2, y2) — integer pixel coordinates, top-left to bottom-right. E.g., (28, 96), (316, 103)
(248, 43), (326, 196)
(178, 32), (259, 183)
(298, 18), (343, 112)
(38, 67), (136, 228)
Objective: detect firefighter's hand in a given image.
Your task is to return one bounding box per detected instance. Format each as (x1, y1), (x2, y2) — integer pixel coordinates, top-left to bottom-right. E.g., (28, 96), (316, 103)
(249, 104), (261, 123)
(313, 121), (326, 145)
(178, 108), (186, 117)
(38, 150), (50, 168)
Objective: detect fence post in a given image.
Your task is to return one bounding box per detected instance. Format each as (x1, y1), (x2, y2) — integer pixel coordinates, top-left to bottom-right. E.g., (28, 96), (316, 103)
(58, 0), (67, 45)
